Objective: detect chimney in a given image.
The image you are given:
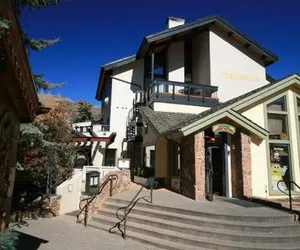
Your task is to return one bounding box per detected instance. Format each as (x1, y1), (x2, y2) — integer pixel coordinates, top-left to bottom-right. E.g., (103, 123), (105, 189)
(165, 17), (185, 29)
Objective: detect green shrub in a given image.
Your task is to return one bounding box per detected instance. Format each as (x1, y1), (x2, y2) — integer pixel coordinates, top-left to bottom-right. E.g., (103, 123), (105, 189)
(0, 230), (19, 250)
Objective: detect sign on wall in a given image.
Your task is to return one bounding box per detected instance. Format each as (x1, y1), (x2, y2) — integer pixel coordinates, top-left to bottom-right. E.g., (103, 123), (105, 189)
(212, 123), (236, 135)
(118, 158), (130, 169)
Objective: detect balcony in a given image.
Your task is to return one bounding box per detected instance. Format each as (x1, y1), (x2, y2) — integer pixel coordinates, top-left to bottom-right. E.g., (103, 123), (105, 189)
(146, 79), (219, 107)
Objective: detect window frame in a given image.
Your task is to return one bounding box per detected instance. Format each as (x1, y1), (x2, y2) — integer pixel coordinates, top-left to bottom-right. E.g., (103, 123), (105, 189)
(104, 148), (117, 167)
(264, 92), (294, 195)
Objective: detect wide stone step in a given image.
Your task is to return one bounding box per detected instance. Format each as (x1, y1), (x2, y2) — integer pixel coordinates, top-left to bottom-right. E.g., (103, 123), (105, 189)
(101, 202), (299, 232)
(89, 215), (300, 250)
(88, 219), (200, 250)
(98, 203), (300, 233)
(92, 212), (300, 244)
(108, 198), (294, 223)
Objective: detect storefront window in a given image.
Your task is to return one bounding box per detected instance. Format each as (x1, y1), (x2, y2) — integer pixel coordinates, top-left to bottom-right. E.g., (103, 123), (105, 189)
(267, 114), (288, 140)
(266, 95), (293, 194)
(269, 144), (291, 192)
(267, 96), (288, 141)
(267, 96), (286, 111)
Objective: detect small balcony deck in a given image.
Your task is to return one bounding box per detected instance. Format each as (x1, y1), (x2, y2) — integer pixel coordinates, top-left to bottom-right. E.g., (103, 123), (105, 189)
(146, 79), (219, 107)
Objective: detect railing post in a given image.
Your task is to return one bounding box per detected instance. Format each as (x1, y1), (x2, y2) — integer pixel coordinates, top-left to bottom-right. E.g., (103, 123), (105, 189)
(109, 178), (112, 197)
(124, 207), (127, 239)
(289, 180), (292, 213)
(150, 183), (153, 203)
(202, 86), (204, 103)
(172, 84), (175, 100)
(156, 81), (159, 98)
(188, 85), (190, 101)
(84, 202), (88, 227)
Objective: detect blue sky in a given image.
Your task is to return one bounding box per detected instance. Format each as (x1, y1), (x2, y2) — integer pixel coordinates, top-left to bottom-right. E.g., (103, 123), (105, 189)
(22, 0), (300, 104)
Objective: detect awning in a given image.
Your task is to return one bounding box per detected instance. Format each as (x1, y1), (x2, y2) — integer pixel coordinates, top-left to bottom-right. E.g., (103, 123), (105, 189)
(72, 131), (116, 148)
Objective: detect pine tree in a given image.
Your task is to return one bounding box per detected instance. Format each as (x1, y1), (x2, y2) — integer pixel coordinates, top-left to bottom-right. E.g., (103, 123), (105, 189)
(0, 0), (68, 90)
(73, 101), (94, 123)
(16, 0), (67, 10)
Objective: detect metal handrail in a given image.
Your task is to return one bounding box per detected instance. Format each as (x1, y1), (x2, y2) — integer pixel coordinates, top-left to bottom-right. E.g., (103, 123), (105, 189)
(76, 174), (118, 226)
(146, 79), (219, 102)
(277, 180), (300, 213)
(150, 79), (219, 91)
(109, 177), (158, 239)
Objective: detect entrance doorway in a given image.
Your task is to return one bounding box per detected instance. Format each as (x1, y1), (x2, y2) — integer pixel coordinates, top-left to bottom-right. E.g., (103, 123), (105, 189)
(211, 147), (225, 196)
(205, 131), (227, 200)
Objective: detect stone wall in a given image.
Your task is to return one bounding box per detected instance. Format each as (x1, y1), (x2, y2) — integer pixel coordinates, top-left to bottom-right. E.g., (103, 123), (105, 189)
(231, 131), (253, 198)
(180, 131), (205, 201)
(77, 170), (131, 223)
(44, 195), (61, 217)
(241, 133), (252, 197)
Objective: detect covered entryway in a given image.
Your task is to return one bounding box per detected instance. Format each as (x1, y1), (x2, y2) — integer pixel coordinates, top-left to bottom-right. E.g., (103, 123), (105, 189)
(179, 109), (269, 201)
(205, 130), (228, 200)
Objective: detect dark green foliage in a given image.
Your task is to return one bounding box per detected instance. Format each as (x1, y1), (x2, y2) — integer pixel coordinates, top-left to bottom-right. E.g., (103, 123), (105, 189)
(16, 0), (67, 10)
(17, 102), (75, 192)
(0, 18), (10, 39)
(0, 230), (19, 250)
(23, 32), (60, 52)
(73, 101), (94, 123)
(33, 74), (64, 91)
(16, 0), (68, 90)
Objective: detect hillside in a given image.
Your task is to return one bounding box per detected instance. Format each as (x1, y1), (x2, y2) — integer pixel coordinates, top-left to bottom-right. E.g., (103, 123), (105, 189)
(38, 92), (101, 122)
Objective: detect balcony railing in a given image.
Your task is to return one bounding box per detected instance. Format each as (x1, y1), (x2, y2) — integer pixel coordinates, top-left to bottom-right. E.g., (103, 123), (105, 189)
(146, 79), (219, 107)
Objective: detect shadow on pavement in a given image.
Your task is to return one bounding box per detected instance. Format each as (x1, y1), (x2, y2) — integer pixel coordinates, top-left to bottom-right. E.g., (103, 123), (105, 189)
(219, 198), (264, 208)
(16, 232), (48, 250)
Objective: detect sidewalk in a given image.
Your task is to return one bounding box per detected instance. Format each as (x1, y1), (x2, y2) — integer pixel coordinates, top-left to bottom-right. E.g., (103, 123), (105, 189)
(11, 215), (159, 250)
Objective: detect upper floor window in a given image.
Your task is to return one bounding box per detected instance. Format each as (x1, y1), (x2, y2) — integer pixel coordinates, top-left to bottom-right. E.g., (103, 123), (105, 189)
(184, 40), (193, 83)
(105, 149), (116, 166)
(144, 51), (166, 89)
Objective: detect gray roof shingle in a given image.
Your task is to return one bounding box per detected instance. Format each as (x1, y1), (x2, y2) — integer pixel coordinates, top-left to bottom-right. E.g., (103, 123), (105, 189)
(139, 106), (196, 134)
(165, 73), (299, 133)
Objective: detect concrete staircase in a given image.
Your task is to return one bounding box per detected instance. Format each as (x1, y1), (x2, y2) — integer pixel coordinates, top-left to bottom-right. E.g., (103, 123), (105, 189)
(88, 191), (300, 250)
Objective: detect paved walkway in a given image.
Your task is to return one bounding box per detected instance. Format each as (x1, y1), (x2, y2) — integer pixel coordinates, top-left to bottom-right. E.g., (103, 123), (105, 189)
(113, 188), (292, 217)
(11, 215), (159, 250)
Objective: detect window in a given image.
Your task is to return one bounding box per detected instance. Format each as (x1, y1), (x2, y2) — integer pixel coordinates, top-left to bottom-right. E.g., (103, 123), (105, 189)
(85, 171), (100, 194)
(90, 176), (99, 187)
(267, 96), (288, 140)
(184, 40), (193, 83)
(297, 98), (300, 132)
(144, 145), (155, 168)
(105, 149), (116, 166)
(267, 114), (288, 140)
(269, 144), (291, 192)
(150, 150), (155, 168)
(266, 95), (293, 192)
(144, 51), (166, 89)
(170, 142), (180, 177)
(267, 96), (286, 111)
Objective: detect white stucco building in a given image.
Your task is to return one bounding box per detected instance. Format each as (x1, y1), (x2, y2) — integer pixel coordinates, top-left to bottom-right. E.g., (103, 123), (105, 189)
(93, 15), (300, 203)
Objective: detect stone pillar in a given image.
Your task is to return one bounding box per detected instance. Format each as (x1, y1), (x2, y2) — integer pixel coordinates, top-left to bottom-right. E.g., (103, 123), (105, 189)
(194, 132), (206, 201)
(241, 133), (252, 197)
(180, 131), (205, 201)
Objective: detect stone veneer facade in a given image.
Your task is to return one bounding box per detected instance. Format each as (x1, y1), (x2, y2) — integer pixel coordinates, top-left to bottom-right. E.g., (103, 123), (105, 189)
(241, 133), (252, 197)
(180, 130), (252, 201)
(180, 131), (206, 201)
(77, 170), (131, 223)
